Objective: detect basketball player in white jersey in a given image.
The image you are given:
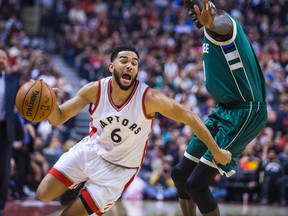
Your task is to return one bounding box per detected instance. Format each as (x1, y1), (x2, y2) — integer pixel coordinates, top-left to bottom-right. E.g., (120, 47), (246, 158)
(36, 44), (231, 216)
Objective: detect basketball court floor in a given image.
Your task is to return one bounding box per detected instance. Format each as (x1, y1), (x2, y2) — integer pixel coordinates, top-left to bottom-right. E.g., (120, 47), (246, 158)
(3, 197), (288, 216)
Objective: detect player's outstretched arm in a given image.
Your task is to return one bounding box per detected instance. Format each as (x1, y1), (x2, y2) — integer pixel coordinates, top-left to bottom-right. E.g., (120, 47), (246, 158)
(185, 0), (233, 40)
(145, 88), (231, 165)
(47, 82), (98, 126)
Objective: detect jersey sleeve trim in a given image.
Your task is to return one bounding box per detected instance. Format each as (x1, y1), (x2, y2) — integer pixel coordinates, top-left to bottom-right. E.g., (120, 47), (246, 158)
(89, 80), (101, 115)
(204, 15), (237, 46)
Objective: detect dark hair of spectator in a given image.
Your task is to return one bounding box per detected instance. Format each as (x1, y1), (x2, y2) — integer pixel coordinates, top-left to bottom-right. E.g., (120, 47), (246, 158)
(110, 44), (139, 62)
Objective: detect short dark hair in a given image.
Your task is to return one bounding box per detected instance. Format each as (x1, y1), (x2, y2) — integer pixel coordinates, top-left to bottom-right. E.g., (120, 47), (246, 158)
(110, 44), (139, 62)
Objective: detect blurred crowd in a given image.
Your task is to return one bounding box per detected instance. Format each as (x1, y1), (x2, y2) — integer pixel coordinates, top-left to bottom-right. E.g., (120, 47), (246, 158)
(1, 0), (288, 206)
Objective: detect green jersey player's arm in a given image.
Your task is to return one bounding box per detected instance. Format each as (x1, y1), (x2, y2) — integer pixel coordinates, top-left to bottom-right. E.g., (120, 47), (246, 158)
(194, 0), (233, 41)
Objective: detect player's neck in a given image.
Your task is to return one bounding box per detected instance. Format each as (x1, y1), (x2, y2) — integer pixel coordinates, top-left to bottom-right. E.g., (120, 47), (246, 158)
(110, 82), (135, 107)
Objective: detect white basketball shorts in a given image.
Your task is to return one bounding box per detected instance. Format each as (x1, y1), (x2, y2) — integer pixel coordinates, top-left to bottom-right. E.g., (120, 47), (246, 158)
(49, 136), (138, 215)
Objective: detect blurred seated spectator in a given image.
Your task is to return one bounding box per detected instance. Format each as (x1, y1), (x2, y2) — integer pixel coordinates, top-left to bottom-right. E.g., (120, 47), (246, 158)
(68, 2), (87, 25)
(121, 176), (145, 201)
(260, 146), (282, 204)
(62, 139), (76, 153)
(43, 134), (63, 169)
(26, 136), (49, 192)
(138, 143), (153, 182)
(276, 142), (288, 205)
(11, 112), (36, 200)
(37, 120), (53, 144)
(143, 155), (178, 201)
(210, 174), (227, 202)
(150, 143), (166, 173)
(225, 143), (262, 203)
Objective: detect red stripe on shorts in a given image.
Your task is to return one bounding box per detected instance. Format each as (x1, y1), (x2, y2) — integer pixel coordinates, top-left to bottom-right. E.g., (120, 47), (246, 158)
(121, 168), (138, 195)
(81, 188), (104, 215)
(48, 168), (74, 187)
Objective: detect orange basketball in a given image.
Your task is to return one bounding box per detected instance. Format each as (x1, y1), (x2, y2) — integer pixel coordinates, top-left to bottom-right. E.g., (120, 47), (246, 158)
(15, 80), (57, 122)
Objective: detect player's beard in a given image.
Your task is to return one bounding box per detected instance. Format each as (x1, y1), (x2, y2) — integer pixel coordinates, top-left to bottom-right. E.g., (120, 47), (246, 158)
(114, 69), (137, 91)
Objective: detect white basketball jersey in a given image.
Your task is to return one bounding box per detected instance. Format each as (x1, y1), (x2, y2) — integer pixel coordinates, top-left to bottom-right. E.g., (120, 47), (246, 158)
(88, 77), (154, 168)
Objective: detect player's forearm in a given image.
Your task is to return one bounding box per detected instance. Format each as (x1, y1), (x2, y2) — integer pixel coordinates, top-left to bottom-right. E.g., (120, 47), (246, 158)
(47, 104), (73, 126)
(193, 126), (221, 156)
(47, 95), (87, 126)
(47, 105), (65, 126)
(188, 113), (221, 156)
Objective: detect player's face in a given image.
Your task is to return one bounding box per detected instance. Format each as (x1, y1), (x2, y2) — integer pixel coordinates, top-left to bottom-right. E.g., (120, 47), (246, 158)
(111, 51), (139, 91)
(0, 50), (8, 71)
(185, 0), (204, 28)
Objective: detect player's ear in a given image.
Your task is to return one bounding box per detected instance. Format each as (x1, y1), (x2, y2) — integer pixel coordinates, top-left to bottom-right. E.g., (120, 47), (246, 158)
(108, 63), (114, 73)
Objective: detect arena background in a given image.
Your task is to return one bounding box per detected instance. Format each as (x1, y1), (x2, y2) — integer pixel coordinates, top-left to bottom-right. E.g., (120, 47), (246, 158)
(1, 0), (288, 215)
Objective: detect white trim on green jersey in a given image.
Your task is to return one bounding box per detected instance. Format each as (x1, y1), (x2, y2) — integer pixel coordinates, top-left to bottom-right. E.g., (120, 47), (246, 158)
(203, 16), (237, 46)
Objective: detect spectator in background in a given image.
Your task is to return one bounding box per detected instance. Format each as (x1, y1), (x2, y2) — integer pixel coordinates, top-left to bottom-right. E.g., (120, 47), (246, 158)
(260, 146), (282, 204)
(121, 176), (145, 201)
(210, 174), (227, 202)
(68, 2), (87, 25)
(28, 136), (49, 192)
(43, 133), (63, 169)
(150, 144), (167, 173)
(277, 142), (288, 205)
(0, 49), (20, 216)
(226, 143), (262, 203)
(11, 112), (36, 200)
(143, 155), (178, 201)
(138, 144), (153, 182)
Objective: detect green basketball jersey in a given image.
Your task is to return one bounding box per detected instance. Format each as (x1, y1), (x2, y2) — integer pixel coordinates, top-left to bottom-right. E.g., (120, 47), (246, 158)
(203, 15), (266, 104)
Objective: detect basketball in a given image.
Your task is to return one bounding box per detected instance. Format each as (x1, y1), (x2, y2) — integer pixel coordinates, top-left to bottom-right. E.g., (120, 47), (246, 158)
(15, 80), (57, 122)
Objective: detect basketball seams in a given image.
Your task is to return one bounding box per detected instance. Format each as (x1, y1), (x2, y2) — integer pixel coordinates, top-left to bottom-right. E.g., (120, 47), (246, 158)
(20, 80), (37, 117)
(16, 80), (55, 122)
(32, 80), (43, 122)
(44, 82), (55, 118)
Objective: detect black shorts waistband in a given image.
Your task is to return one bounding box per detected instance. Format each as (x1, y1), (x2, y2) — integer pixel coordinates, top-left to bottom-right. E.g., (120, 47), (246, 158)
(219, 101), (266, 109)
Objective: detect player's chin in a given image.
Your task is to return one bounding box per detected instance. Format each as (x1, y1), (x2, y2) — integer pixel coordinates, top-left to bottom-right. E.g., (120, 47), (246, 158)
(120, 77), (132, 85)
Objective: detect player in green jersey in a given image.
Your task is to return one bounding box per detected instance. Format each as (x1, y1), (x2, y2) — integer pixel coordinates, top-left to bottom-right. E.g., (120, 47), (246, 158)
(171, 0), (267, 215)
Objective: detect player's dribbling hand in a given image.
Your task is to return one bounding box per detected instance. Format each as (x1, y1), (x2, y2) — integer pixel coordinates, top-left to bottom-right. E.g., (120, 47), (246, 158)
(30, 79), (59, 94)
(214, 149), (231, 165)
(52, 87), (59, 94)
